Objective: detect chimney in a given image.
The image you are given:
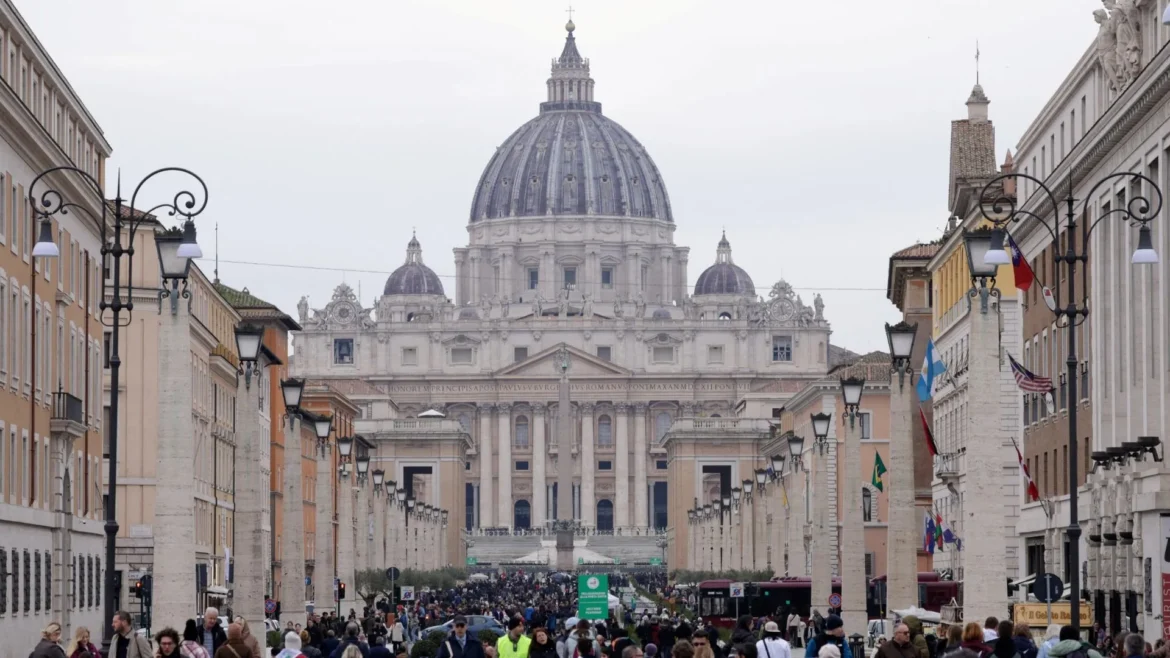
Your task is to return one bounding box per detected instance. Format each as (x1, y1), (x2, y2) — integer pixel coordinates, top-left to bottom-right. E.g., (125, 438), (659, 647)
(1001, 150), (1016, 196)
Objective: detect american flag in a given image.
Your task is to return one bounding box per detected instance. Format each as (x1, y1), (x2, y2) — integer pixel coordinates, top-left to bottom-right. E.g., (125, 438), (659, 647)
(1007, 353), (1053, 393)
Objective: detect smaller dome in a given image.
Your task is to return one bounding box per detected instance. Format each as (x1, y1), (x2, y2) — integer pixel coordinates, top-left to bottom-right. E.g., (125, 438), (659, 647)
(694, 232), (756, 296)
(384, 234), (445, 296)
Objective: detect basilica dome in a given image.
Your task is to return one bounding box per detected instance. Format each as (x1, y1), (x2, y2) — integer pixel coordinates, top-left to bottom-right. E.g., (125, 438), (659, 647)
(384, 234), (444, 296)
(468, 24), (673, 223)
(694, 232), (755, 297)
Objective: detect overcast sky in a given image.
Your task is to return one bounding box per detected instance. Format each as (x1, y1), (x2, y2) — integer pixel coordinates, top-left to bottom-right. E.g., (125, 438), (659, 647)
(20, 0), (1104, 353)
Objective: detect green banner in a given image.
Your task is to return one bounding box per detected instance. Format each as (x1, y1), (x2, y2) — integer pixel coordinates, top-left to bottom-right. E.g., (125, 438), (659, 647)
(466, 557), (477, 565)
(649, 557), (662, 566)
(577, 574), (609, 620)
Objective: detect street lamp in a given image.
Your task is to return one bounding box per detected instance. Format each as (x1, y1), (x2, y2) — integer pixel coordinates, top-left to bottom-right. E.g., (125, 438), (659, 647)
(885, 321), (918, 390)
(771, 454), (785, 478)
(810, 413), (832, 452)
(234, 324), (265, 390)
(731, 486), (742, 509)
(337, 436), (354, 463)
(396, 487), (406, 506)
(963, 227), (1001, 313)
(788, 434), (806, 469)
(976, 168), (1163, 631)
(442, 509), (449, 526)
(356, 452), (370, 484)
(755, 469), (767, 492)
(281, 378), (305, 428)
(155, 226), (196, 314)
(29, 164), (209, 655)
(372, 469), (385, 494)
(839, 377), (865, 427)
(313, 414), (333, 456)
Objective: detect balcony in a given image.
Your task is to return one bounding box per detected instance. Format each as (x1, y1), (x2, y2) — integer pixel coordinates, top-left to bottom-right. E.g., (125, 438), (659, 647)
(661, 417), (773, 446)
(934, 452), (961, 483)
(355, 417), (472, 449)
(51, 390), (87, 439)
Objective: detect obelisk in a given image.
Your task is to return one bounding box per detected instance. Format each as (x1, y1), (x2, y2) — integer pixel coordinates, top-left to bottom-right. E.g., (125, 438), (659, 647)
(554, 345), (576, 570)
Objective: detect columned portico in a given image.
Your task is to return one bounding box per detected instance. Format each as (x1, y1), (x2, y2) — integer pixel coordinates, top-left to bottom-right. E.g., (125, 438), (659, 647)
(580, 404), (596, 528)
(615, 404), (631, 527)
(497, 404), (513, 527)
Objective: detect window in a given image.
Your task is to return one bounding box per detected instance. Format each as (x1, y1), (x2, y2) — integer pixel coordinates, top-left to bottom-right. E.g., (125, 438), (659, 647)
(597, 415), (613, 447)
(514, 347), (528, 363)
(656, 412), (672, 442)
(527, 268), (539, 290)
(102, 331), (111, 369)
(563, 267), (577, 288)
(451, 347), (473, 364)
(597, 460), (613, 471)
(0, 174), (5, 244)
(652, 346), (674, 363)
(596, 346), (611, 361)
(601, 267), (614, 289)
(862, 489), (873, 522)
(514, 416), (530, 449)
(641, 265), (648, 291)
(656, 460), (668, 470)
(708, 345), (724, 364)
(333, 338), (353, 365)
(401, 347), (418, 366)
(465, 461), (471, 471)
(515, 461), (529, 471)
(772, 335), (793, 362)
(859, 412), (872, 440)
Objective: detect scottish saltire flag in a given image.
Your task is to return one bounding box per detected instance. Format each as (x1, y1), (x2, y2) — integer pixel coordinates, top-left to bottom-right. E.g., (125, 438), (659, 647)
(916, 338), (946, 401)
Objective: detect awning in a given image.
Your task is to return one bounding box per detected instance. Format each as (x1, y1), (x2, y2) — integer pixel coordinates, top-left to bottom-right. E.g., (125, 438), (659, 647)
(1010, 574), (1038, 589)
(206, 586), (229, 595)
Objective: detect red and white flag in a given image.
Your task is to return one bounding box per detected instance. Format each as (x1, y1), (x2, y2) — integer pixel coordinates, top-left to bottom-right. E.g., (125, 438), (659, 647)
(1013, 438), (1040, 502)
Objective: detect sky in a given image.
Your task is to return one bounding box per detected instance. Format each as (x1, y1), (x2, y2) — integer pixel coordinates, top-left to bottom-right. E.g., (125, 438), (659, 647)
(18, 0), (1105, 353)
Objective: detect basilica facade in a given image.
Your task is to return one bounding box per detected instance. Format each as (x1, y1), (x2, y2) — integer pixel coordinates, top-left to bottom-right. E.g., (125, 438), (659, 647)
(292, 22), (842, 556)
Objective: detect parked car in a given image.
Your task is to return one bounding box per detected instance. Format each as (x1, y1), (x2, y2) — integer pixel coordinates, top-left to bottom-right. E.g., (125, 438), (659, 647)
(424, 616), (506, 638)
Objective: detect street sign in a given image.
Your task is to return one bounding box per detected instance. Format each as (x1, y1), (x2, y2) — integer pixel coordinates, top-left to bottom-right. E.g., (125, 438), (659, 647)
(400, 586), (415, 601)
(729, 582), (745, 598)
(385, 567), (401, 581)
(466, 557), (478, 566)
(649, 558), (663, 566)
(578, 574), (609, 619)
(828, 593), (842, 608)
(1013, 602), (1091, 627)
(1031, 573), (1063, 604)
(613, 558), (621, 565)
(578, 557), (585, 565)
(265, 599), (276, 615)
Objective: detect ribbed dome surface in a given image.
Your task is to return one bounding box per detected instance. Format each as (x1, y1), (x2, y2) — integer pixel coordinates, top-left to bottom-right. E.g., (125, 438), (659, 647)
(384, 236), (445, 296)
(694, 233), (755, 296)
(469, 111), (673, 222)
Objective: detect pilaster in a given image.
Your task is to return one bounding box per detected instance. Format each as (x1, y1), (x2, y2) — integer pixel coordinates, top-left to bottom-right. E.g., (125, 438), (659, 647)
(580, 404), (595, 527)
(497, 403), (513, 527)
(615, 403), (631, 527)
(533, 404), (548, 525)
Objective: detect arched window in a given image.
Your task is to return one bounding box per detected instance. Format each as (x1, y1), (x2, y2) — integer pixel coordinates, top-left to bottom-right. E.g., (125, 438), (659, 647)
(597, 415), (613, 447)
(514, 415), (529, 448)
(655, 412), (672, 443)
(597, 499), (614, 531)
(710, 414), (721, 418)
(718, 312), (732, 320)
(862, 488), (873, 523)
(514, 500), (531, 529)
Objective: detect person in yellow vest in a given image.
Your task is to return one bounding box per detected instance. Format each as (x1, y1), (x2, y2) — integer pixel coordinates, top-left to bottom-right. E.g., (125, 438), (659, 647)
(497, 618), (531, 658)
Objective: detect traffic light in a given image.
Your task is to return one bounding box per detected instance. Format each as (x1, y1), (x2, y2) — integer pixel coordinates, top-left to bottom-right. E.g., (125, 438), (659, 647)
(142, 575), (153, 601)
(133, 581), (144, 599)
(338, 582), (346, 600)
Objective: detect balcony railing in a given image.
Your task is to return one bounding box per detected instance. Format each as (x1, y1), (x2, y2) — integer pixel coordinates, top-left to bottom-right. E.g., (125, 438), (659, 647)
(52, 390), (84, 424)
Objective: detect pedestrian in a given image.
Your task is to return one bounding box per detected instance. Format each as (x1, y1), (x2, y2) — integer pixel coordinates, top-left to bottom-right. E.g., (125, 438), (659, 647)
(672, 641), (695, 658)
(733, 617), (757, 649)
(322, 632), (340, 658)
(182, 621), (213, 658)
(757, 621), (792, 658)
(941, 626), (963, 658)
(1122, 635), (1144, 658)
(788, 613), (801, 648)
(157, 629), (184, 658)
(437, 616), (486, 658)
(982, 622), (999, 646)
(1011, 625), (1036, 658)
(388, 616), (405, 654)
(67, 627), (100, 658)
(202, 609), (229, 657)
(958, 624), (992, 658)
(879, 625), (917, 658)
(530, 628), (560, 658)
(1037, 627), (1061, 658)
(498, 618), (532, 658)
(1047, 625), (1103, 658)
(645, 646), (658, 658)
(901, 617), (929, 658)
(330, 623), (370, 658)
(368, 637), (393, 658)
(113, 610), (155, 658)
(804, 616), (852, 658)
(216, 625), (255, 658)
(33, 623), (68, 658)
(234, 618), (265, 658)
(992, 622), (1020, 658)
(819, 646), (841, 658)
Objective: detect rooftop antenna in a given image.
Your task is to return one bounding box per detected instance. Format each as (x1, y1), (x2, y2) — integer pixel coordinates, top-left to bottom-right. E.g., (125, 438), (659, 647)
(975, 40), (981, 85)
(214, 221), (219, 283)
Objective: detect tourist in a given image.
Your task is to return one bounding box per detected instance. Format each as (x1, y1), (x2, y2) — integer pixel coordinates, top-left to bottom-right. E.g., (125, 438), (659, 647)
(214, 625), (252, 658)
(113, 611), (154, 658)
(529, 628), (559, 658)
(1011, 624), (1037, 658)
(991, 621), (1020, 658)
(182, 621), (212, 658)
(1047, 625), (1103, 658)
(804, 615), (852, 658)
(32, 623), (67, 658)
(437, 616), (486, 658)
(757, 621), (792, 658)
(156, 629), (182, 658)
(66, 627), (100, 658)
(202, 609), (229, 657)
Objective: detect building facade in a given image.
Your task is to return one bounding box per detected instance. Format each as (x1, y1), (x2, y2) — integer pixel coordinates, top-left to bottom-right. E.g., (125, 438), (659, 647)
(292, 22), (845, 568)
(0, 1), (111, 655)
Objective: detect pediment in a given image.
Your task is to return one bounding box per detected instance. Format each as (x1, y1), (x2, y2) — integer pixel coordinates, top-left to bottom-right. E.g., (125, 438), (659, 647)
(495, 343), (631, 377)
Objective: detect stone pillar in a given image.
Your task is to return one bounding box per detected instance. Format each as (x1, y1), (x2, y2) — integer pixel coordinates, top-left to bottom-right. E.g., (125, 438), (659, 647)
(154, 295), (196, 626)
(812, 441), (831, 608)
(841, 416), (866, 632)
(661, 254), (672, 304)
(354, 481), (368, 572)
(497, 404), (513, 527)
(533, 405), (547, 526)
(887, 377), (918, 614)
(233, 374), (267, 629)
(790, 467), (808, 577)
(280, 416), (307, 620)
(336, 471), (356, 611)
(373, 489), (386, 570)
(478, 404), (494, 527)
(49, 427), (79, 637)
(615, 404), (631, 528)
(634, 405), (648, 529)
(580, 404), (595, 527)
(964, 300), (1010, 621)
(314, 445), (334, 615)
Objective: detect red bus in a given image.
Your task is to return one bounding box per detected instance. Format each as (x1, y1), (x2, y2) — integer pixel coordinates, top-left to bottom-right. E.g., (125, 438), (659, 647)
(697, 574), (958, 627)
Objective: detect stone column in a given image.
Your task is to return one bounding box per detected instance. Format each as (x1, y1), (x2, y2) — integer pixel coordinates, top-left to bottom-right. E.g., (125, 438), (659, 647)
(580, 404), (595, 527)
(614, 404), (631, 528)
(887, 376), (918, 614)
(497, 404), (513, 527)
(533, 405), (548, 526)
(154, 294), (195, 626)
(314, 446), (334, 615)
(336, 470), (355, 611)
(49, 426), (79, 636)
(790, 467), (808, 577)
(633, 405), (648, 528)
(812, 442), (831, 607)
(354, 480), (368, 572)
(280, 415), (307, 620)
(478, 405), (494, 527)
(661, 253), (672, 304)
(841, 416), (866, 632)
(233, 373), (267, 628)
(963, 300), (1009, 621)
(373, 489), (386, 570)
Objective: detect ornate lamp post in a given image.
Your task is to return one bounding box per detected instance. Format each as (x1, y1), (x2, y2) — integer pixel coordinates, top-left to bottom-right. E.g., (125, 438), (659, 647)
(234, 325), (265, 389)
(838, 376), (866, 630)
(313, 414), (334, 456)
(29, 165), (208, 654)
(973, 169), (1162, 630)
(884, 320), (919, 617)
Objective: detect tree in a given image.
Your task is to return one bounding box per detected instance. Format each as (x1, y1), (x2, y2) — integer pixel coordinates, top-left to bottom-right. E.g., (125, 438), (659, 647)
(355, 568), (392, 609)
